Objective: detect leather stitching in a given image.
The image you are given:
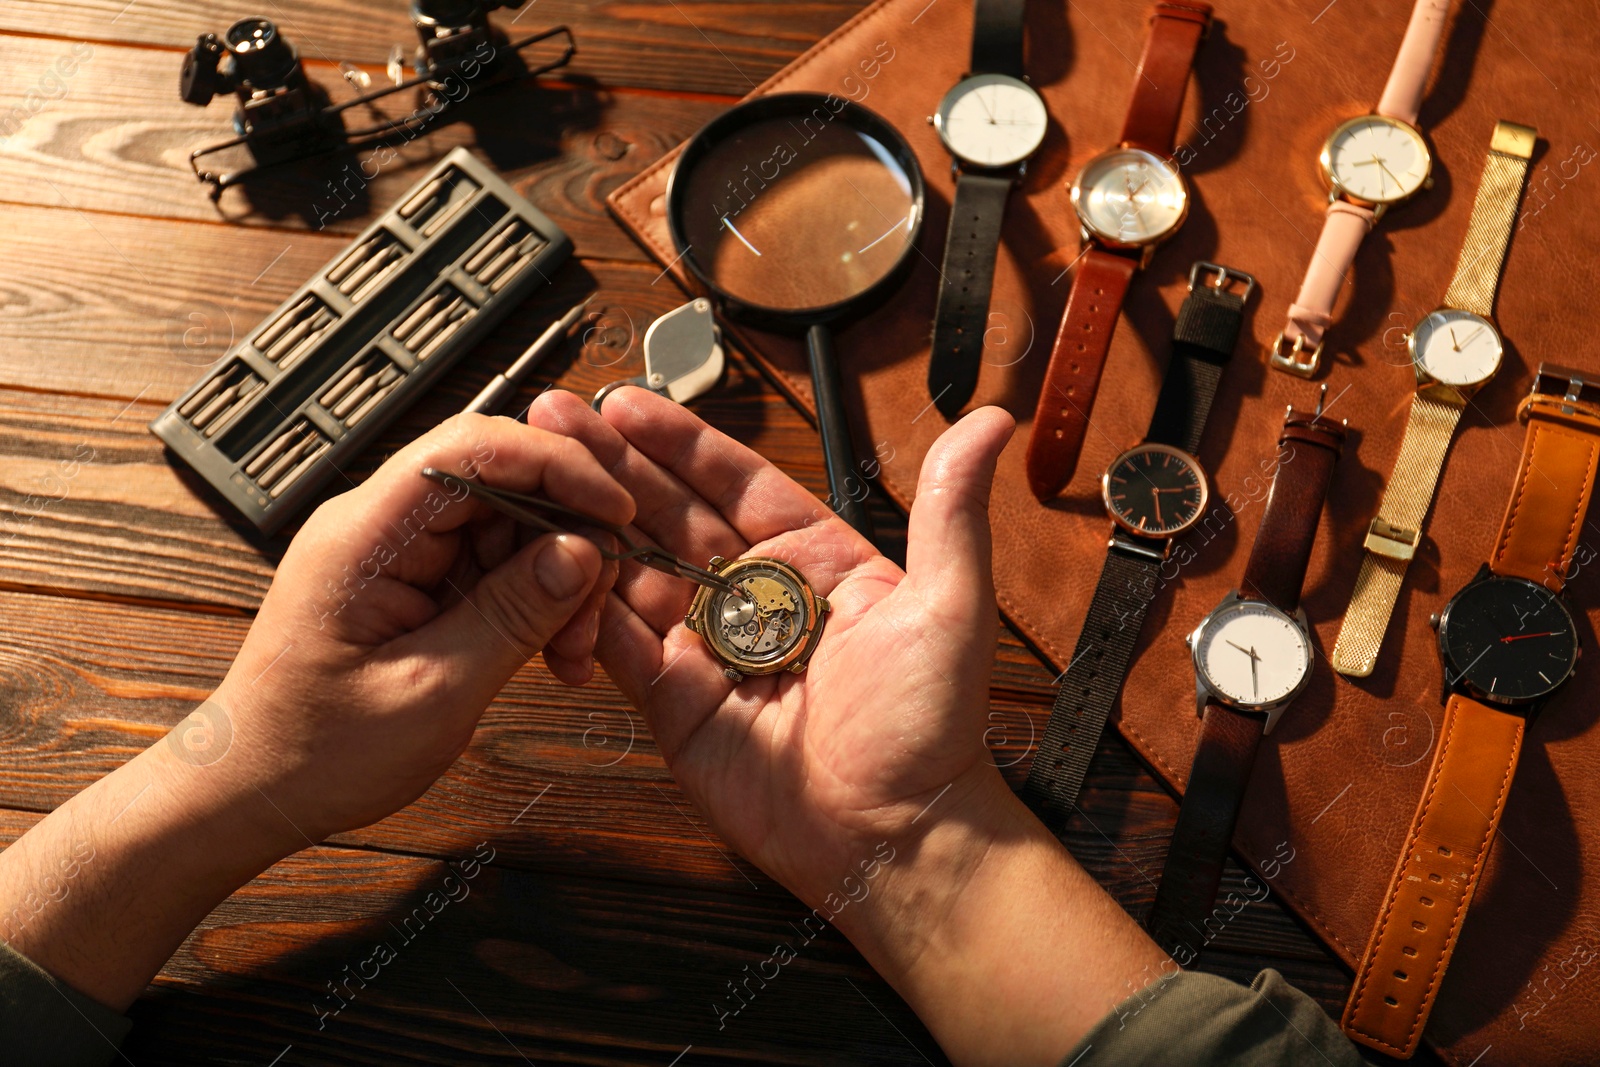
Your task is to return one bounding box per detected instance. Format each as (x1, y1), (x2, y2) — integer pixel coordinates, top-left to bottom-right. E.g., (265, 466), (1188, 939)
(1345, 700), (1523, 1053)
(1345, 696), (1463, 1049)
(1492, 422), (1542, 574)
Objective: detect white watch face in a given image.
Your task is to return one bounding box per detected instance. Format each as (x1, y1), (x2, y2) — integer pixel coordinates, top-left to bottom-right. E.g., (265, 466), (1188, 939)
(1192, 599), (1311, 709)
(1410, 309), (1503, 387)
(1071, 147), (1188, 246)
(935, 74), (1048, 168)
(1322, 116), (1431, 204)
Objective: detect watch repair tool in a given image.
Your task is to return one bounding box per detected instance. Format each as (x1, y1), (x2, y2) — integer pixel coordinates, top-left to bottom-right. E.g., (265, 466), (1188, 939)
(419, 468), (749, 603)
(182, 9), (575, 193)
(151, 149), (571, 534)
(463, 298), (591, 415)
(420, 471), (830, 681)
(592, 299), (727, 411)
(666, 92), (927, 540)
(685, 556), (830, 681)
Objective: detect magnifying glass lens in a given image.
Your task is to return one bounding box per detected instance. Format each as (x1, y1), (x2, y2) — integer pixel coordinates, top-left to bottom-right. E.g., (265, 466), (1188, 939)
(678, 118), (919, 311)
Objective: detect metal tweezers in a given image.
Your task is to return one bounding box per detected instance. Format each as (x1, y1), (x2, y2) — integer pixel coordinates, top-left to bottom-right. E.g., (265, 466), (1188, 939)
(421, 467), (749, 602)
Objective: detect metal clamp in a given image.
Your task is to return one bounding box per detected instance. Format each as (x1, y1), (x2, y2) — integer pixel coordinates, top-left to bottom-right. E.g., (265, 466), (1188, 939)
(1188, 261), (1256, 303)
(1269, 330), (1323, 378)
(1364, 517), (1419, 561)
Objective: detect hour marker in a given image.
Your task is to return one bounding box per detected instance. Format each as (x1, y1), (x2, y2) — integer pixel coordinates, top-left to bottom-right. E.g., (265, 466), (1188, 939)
(1551, 652), (1568, 660)
(1490, 677), (1498, 692)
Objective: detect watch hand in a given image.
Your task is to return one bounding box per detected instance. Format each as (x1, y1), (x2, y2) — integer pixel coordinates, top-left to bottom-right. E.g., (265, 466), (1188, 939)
(1376, 157), (1405, 189)
(1500, 631), (1564, 643)
(1250, 648), (1259, 698)
(976, 88), (996, 123)
(1449, 325), (1461, 352)
(1225, 639), (1252, 655)
(1151, 487), (1163, 527)
(1462, 325), (1487, 348)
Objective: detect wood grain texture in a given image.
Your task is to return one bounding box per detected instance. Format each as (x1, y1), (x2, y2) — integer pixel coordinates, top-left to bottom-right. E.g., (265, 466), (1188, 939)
(0, 1), (1394, 1062)
(0, 0), (870, 97)
(0, 34), (723, 249)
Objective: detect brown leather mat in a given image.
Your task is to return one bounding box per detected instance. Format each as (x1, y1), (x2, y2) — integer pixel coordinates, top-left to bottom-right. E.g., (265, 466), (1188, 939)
(606, 2), (1600, 1063)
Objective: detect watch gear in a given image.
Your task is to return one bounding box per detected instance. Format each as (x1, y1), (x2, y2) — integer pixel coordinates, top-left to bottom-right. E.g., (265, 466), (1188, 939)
(685, 557), (830, 681)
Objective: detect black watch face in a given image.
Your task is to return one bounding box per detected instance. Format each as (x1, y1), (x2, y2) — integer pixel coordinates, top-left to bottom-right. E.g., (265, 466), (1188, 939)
(1100, 444), (1209, 538)
(1439, 575), (1580, 705)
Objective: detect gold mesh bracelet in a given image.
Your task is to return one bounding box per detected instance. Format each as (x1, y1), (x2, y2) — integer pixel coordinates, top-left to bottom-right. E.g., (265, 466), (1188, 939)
(1441, 120), (1536, 317)
(1331, 391), (1466, 676)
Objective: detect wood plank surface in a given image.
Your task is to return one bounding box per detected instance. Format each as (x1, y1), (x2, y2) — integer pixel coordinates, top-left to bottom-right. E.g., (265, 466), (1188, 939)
(0, 34), (724, 248)
(0, 2), (1411, 1063)
(0, 1), (868, 97)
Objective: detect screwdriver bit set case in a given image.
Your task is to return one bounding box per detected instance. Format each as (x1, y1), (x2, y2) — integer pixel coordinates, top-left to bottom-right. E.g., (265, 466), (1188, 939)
(151, 148), (571, 534)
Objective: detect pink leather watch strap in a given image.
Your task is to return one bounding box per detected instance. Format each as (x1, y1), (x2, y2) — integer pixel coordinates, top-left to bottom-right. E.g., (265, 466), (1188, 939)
(1376, 0), (1451, 126)
(1282, 201), (1375, 350)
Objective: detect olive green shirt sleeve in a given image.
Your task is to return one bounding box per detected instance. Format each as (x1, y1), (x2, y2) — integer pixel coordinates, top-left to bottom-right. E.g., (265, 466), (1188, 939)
(0, 938), (131, 1067)
(1061, 968), (1372, 1067)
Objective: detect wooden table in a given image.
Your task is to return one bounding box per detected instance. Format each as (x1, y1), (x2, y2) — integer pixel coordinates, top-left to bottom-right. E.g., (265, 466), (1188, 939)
(0, 4), (1436, 1064)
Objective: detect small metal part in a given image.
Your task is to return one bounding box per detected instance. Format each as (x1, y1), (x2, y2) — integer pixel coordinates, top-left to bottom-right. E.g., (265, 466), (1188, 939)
(393, 293), (447, 342)
(592, 299), (725, 411)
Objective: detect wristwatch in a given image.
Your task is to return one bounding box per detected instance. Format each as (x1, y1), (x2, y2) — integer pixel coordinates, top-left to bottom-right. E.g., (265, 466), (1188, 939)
(1341, 364), (1600, 1058)
(1021, 262), (1252, 825)
(1270, 0), (1450, 376)
(1025, 1), (1211, 499)
(1331, 120), (1537, 677)
(927, 0), (1049, 418)
(1144, 390), (1347, 960)
(685, 556), (830, 682)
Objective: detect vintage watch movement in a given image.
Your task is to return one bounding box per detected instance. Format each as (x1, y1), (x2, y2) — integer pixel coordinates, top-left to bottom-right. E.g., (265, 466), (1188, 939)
(685, 556), (830, 681)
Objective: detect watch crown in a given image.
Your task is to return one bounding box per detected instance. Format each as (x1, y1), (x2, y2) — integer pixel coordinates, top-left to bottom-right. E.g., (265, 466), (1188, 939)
(1429, 612), (1440, 630)
(926, 115), (934, 125)
(709, 555), (727, 568)
(723, 667), (744, 682)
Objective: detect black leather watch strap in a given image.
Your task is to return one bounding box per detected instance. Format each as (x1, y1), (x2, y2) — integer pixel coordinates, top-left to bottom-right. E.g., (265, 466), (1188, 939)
(1022, 543), (1161, 826)
(929, 172), (1013, 417)
(971, 0), (1027, 77)
(1146, 701), (1264, 958)
(1146, 277), (1248, 454)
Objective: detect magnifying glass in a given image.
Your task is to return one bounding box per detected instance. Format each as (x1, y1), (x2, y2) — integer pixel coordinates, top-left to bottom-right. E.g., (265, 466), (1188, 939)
(666, 93), (926, 538)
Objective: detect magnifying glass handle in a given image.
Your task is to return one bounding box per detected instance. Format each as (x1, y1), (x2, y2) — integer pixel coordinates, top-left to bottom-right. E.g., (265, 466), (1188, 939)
(805, 323), (874, 539)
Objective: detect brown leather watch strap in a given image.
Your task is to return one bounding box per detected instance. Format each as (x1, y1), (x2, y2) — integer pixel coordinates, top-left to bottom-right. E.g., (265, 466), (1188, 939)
(1490, 375), (1600, 591)
(1341, 694), (1526, 1058)
(1118, 1), (1212, 154)
(1239, 405), (1347, 611)
(1025, 249), (1137, 500)
(1145, 701), (1264, 959)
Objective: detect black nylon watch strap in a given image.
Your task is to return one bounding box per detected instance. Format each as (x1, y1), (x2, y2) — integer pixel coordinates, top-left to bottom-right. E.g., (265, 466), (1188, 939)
(1022, 544), (1162, 827)
(1147, 281), (1247, 454)
(971, 0), (1027, 77)
(929, 172), (1013, 417)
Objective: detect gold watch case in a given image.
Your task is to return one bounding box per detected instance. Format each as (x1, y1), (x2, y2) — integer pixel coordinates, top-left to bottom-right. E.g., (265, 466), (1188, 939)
(1318, 115), (1434, 213)
(1069, 144), (1190, 253)
(684, 556), (830, 681)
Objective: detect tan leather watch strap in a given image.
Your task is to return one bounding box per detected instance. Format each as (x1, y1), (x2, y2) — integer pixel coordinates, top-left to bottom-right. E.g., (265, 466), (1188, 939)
(1442, 121), (1537, 318)
(1342, 694), (1525, 1058)
(1026, 249), (1137, 500)
(1331, 390), (1466, 677)
(1118, 0), (1212, 154)
(1491, 380), (1600, 590)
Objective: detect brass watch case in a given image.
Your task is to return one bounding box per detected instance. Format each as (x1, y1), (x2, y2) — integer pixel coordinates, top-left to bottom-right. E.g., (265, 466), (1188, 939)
(1318, 114), (1433, 211)
(684, 556), (830, 681)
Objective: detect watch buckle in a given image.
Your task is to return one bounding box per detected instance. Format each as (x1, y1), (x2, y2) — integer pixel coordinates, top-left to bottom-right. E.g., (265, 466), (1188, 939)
(1364, 517), (1419, 561)
(1269, 331), (1322, 378)
(1188, 261), (1256, 303)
